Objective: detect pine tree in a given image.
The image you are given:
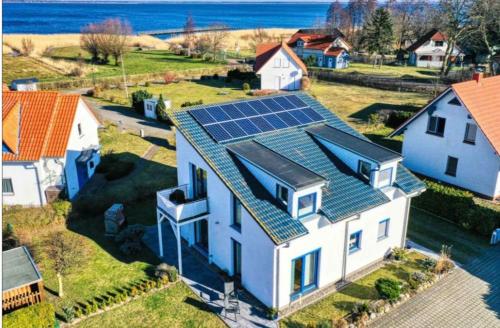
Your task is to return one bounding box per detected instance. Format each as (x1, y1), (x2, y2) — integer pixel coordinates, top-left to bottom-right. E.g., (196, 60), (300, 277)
(360, 8), (394, 56)
(155, 94), (167, 121)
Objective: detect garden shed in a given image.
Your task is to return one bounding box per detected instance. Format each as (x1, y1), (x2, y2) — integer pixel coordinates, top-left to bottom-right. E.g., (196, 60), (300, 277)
(2, 246), (44, 313)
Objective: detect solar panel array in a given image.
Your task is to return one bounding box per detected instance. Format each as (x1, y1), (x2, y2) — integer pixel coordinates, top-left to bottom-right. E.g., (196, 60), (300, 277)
(188, 95), (325, 142)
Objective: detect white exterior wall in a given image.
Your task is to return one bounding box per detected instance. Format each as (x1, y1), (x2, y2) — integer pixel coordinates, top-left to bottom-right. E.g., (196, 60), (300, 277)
(414, 40), (460, 68)
(401, 91), (500, 197)
(259, 48), (303, 91)
(3, 162), (46, 206)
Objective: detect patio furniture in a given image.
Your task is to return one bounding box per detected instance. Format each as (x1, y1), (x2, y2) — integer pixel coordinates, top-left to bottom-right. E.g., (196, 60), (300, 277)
(223, 280), (240, 321)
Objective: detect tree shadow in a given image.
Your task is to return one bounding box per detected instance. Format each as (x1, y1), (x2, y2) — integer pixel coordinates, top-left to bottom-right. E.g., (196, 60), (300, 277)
(364, 133), (402, 153)
(349, 103), (421, 122)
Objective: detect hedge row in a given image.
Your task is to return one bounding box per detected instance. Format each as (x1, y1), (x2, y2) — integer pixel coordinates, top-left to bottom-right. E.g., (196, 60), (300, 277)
(3, 302), (55, 328)
(413, 179), (500, 236)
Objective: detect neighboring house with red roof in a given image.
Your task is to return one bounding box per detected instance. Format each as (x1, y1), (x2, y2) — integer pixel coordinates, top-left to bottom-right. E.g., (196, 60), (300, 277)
(390, 74), (500, 199)
(2, 91), (101, 206)
(255, 42), (307, 90)
(287, 28), (351, 69)
(407, 29), (462, 68)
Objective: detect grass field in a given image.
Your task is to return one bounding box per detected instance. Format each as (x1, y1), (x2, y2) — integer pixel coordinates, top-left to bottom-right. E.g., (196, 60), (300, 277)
(2, 55), (66, 83)
(281, 252), (428, 326)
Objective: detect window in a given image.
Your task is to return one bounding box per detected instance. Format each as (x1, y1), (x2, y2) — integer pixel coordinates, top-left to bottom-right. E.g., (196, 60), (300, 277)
(358, 160), (371, 181)
(419, 55), (432, 61)
(77, 123), (83, 136)
(445, 156), (458, 177)
(232, 195), (242, 230)
(349, 231), (362, 253)
(283, 58), (290, 68)
(435, 41), (444, 47)
(274, 58), (281, 67)
(427, 116), (446, 136)
(377, 219), (390, 240)
(291, 250), (319, 298)
(448, 97), (461, 106)
(2, 178), (14, 194)
(378, 168), (392, 188)
(232, 239), (242, 277)
(276, 184), (288, 206)
(297, 193), (316, 217)
(191, 164), (207, 199)
(464, 123), (477, 144)
(89, 161), (95, 169)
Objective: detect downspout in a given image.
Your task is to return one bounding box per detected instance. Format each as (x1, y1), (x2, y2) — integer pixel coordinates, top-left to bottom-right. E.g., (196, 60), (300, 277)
(341, 214), (360, 281)
(401, 197), (412, 248)
(274, 242), (289, 310)
(27, 163), (45, 206)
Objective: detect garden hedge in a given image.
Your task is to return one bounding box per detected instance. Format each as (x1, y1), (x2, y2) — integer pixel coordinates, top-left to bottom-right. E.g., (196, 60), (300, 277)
(413, 179), (500, 236)
(3, 302), (55, 328)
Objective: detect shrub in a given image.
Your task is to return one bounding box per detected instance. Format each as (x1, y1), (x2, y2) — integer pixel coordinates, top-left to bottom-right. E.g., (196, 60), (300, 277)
(420, 258), (437, 272)
(386, 111), (413, 128)
(304, 55), (316, 67)
(434, 245), (454, 274)
(409, 271), (427, 289)
(317, 320), (332, 328)
(227, 68), (257, 81)
(333, 317), (349, 328)
(69, 66), (84, 77)
(266, 307), (278, 320)
(52, 200), (72, 218)
(3, 302), (55, 328)
(301, 76), (311, 90)
(154, 263), (170, 280)
(75, 307), (84, 318)
(91, 300), (99, 313)
(104, 160), (135, 181)
(213, 73), (219, 80)
(391, 247), (409, 261)
(181, 100), (203, 108)
(155, 94), (169, 122)
(119, 240), (142, 256)
(242, 82), (251, 92)
(84, 303), (93, 315)
(368, 113), (382, 125)
(169, 189), (186, 204)
(130, 286), (139, 297)
(2, 223), (20, 251)
(375, 278), (401, 301)
(62, 306), (75, 323)
(21, 37), (35, 56)
(131, 90), (153, 115)
(164, 71), (176, 84)
(145, 81), (151, 87)
(115, 224), (145, 243)
(167, 266), (178, 282)
(86, 88), (95, 97)
(352, 301), (370, 315)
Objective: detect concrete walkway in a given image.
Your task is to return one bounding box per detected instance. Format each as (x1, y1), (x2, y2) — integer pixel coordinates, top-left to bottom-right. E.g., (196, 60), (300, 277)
(370, 246), (500, 328)
(143, 222), (277, 328)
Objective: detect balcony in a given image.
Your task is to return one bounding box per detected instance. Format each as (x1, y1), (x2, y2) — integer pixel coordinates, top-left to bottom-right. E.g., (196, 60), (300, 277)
(157, 185), (208, 223)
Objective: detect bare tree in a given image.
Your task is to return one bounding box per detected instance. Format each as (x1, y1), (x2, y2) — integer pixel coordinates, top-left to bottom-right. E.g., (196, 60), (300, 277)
(21, 37), (34, 56)
(44, 231), (85, 298)
(249, 28), (270, 52)
(183, 13), (196, 57)
(391, 0), (429, 51)
(439, 0), (474, 76)
(202, 24), (229, 61)
(81, 23), (102, 63)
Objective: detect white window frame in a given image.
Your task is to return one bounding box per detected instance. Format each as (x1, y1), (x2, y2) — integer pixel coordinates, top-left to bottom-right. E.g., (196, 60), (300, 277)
(274, 58), (281, 68)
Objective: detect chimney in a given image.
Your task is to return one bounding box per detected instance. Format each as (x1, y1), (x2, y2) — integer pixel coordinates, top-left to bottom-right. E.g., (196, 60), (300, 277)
(472, 72), (483, 83)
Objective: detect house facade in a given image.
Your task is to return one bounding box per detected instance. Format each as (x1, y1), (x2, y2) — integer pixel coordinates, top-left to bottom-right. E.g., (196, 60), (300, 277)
(156, 93), (425, 309)
(390, 74), (500, 199)
(255, 42), (307, 91)
(287, 29), (351, 69)
(407, 29), (462, 68)
(2, 91), (101, 206)
(144, 97), (172, 120)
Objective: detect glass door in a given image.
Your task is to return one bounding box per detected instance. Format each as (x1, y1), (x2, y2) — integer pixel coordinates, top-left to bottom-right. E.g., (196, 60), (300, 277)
(194, 219), (209, 253)
(232, 239), (242, 279)
(291, 250), (319, 299)
(191, 164), (207, 199)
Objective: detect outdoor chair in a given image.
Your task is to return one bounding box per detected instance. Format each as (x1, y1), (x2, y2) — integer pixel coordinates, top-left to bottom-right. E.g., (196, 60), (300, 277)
(223, 280), (240, 321)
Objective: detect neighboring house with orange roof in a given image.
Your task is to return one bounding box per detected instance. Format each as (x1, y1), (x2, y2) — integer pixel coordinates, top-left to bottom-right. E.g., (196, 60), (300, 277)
(255, 42), (307, 90)
(407, 29), (462, 68)
(2, 91), (101, 206)
(389, 74), (500, 199)
(287, 28), (351, 69)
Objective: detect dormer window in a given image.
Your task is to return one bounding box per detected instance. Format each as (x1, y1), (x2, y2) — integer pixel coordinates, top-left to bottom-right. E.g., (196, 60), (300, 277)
(276, 184), (289, 206)
(358, 160), (371, 182)
(297, 193), (316, 218)
(435, 41), (444, 47)
(378, 168), (393, 188)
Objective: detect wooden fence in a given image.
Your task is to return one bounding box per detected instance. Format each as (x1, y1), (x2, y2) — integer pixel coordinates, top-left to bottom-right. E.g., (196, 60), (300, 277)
(2, 282), (44, 312)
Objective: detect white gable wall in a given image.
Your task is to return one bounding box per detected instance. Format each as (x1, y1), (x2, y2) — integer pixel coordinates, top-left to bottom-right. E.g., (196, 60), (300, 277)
(401, 90), (500, 197)
(413, 40), (460, 68)
(259, 48), (303, 91)
(3, 161), (46, 206)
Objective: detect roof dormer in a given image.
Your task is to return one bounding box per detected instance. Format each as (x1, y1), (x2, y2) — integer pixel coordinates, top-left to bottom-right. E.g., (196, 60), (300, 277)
(227, 141), (326, 219)
(307, 125), (402, 189)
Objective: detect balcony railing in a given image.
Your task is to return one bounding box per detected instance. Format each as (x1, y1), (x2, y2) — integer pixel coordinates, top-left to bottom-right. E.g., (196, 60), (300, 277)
(157, 185), (208, 223)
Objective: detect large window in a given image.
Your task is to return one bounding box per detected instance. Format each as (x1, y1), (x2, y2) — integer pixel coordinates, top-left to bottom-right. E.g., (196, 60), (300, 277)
(232, 195), (242, 230)
(276, 184), (289, 206)
(232, 239), (242, 278)
(2, 178), (14, 194)
(358, 160), (372, 181)
(291, 250), (319, 298)
(191, 164), (207, 199)
(378, 168), (392, 188)
(377, 219), (390, 240)
(349, 231), (362, 253)
(297, 193), (316, 217)
(445, 156), (458, 177)
(427, 116), (446, 136)
(463, 123), (477, 144)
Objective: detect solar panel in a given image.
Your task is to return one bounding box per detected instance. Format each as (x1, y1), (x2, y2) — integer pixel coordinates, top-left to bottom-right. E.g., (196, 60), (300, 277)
(188, 95), (325, 143)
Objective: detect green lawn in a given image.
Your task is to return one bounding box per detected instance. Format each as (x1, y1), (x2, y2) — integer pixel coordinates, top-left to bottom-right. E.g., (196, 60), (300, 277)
(2, 55), (65, 83)
(48, 46), (225, 78)
(407, 208), (491, 265)
(75, 283), (225, 328)
(281, 252), (428, 327)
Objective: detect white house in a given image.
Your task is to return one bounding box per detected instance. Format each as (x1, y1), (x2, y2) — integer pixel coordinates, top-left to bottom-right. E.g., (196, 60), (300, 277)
(2, 91), (101, 206)
(255, 42), (307, 91)
(407, 29), (462, 68)
(144, 97), (172, 120)
(390, 74), (500, 199)
(287, 28), (351, 69)
(10, 78), (39, 91)
(156, 93), (425, 310)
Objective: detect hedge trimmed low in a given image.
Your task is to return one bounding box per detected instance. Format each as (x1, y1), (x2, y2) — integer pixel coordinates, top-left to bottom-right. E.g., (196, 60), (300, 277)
(3, 302), (55, 328)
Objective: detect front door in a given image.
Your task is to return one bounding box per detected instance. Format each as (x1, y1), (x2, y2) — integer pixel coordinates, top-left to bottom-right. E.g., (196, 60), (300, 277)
(291, 250), (319, 300)
(318, 56), (323, 67)
(232, 239), (242, 279)
(194, 219), (209, 253)
(76, 162), (89, 189)
(191, 164), (207, 199)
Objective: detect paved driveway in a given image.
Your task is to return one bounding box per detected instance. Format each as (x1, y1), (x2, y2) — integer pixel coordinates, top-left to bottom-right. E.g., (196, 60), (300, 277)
(370, 247), (500, 328)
